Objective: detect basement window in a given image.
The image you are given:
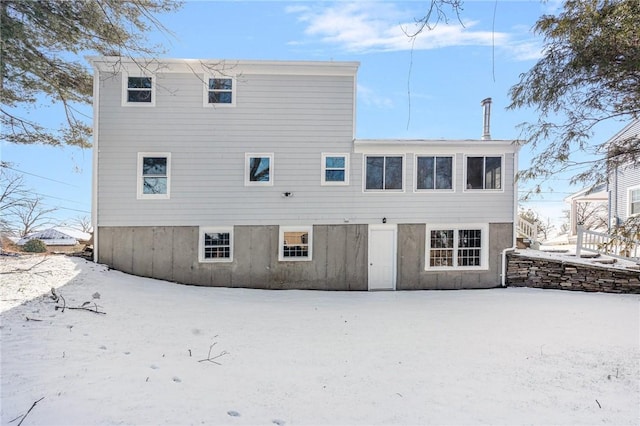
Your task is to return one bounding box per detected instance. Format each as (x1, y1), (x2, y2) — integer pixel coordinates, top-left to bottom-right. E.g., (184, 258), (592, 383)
(279, 226), (313, 261)
(199, 227), (233, 262)
(426, 224), (488, 270)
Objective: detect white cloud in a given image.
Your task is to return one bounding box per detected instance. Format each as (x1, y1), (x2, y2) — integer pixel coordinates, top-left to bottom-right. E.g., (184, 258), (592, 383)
(287, 2), (522, 54)
(286, 2), (543, 62)
(357, 84), (394, 109)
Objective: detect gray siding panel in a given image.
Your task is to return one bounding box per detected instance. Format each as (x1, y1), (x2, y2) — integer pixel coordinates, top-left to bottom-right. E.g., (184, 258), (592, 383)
(97, 70), (515, 228)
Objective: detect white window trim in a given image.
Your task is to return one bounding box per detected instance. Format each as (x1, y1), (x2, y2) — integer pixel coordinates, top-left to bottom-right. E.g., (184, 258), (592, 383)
(414, 154), (455, 193)
(199, 226), (233, 263)
(122, 72), (156, 107)
(245, 153), (274, 186)
(321, 153), (350, 186)
(362, 154), (406, 193)
(627, 185), (640, 218)
(202, 74), (236, 107)
(137, 152), (171, 200)
(425, 223), (489, 271)
(463, 154), (504, 192)
(279, 226), (313, 262)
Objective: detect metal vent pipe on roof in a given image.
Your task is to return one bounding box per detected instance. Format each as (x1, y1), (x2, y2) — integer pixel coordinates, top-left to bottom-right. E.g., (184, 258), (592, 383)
(481, 97), (492, 140)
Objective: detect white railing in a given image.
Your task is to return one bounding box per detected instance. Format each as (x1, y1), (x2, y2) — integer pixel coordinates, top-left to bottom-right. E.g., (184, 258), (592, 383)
(576, 225), (640, 261)
(517, 217), (538, 243)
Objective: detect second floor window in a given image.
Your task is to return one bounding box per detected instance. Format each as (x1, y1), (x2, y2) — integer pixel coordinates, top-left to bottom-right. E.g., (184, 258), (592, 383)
(365, 155), (403, 191)
(137, 153), (170, 199)
(466, 156), (502, 190)
(245, 153), (273, 186)
(321, 153), (349, 185)
(127, 77), (153, 103)
(416, 156), (453, 190)
(207, 77), (234, 106)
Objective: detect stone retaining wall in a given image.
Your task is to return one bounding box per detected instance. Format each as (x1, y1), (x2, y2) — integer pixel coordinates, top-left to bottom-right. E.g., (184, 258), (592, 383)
(506, 252), (640, 293)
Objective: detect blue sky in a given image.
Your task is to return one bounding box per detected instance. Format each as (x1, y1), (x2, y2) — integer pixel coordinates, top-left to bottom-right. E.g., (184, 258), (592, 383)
(0, 0), (624, 231)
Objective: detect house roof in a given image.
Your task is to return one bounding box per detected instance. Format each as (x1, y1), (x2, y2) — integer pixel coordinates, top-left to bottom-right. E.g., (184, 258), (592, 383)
(17, 227), (91, 246)
(564, 184), (608, 203)
(606, 118), (640, 144)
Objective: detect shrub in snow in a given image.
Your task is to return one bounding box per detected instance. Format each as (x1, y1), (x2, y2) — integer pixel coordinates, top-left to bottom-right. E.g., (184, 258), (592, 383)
(22, 239), (47, 253)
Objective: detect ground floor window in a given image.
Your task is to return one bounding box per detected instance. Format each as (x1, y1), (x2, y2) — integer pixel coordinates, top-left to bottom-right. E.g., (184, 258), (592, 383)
(629, 187), (640, 216)
(279, 226), (313, 261)
(426, 224), (488, 270)
(199, 227), (233, 262)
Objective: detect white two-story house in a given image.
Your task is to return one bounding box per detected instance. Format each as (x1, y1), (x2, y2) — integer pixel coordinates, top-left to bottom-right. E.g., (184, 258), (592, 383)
(89, 57), (519, 290)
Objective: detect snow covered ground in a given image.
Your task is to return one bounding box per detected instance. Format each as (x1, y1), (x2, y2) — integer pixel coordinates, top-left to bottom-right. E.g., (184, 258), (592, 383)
(1, 254), (639, 425)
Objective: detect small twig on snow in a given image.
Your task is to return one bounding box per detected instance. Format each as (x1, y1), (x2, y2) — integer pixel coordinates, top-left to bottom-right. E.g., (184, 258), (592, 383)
(0, 258), (49, 275)
(11, 396), (45, 426)
(25, 317), (43, 322)
(198, 342), (229, 365)
(595, 399), (602, 409)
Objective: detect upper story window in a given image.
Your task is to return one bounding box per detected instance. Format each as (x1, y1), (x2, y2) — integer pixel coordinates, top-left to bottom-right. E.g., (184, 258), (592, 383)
(279, 226), (313, 261)
(365, 155), (404, 191)
(629, 187), (640, 216)
(137, 152), (170, 199)
(466, 156), (502, 190)
(321, 153), (349, 185)
(426, 224), (488, 270)
(245, 153), (273, 186)
(199, 227), (233, 262)
(416, 156), (453, 191)
(204, 76), (235, 107)
(123, 73), (155, 106)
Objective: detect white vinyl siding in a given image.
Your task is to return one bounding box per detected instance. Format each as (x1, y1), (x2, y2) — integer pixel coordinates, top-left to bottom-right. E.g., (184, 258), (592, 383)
(96, 64), (516, 228)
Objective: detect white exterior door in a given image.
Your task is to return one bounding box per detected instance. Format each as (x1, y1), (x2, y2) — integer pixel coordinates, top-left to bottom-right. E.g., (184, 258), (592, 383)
(368, 224), (397, 290)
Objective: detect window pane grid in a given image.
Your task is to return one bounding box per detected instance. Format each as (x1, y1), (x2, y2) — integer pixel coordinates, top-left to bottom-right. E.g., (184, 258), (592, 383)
(366, 156), (403, 190)
(127, 77), (152, 103)
(429, 229), (482, 268)
(417, 156), (452, 190)
(208, 78), (233, 104)
(283, 231), (309, 258)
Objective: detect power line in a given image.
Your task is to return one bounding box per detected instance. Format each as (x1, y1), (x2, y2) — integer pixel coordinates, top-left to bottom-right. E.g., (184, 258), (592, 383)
(1, 164), (82, 188)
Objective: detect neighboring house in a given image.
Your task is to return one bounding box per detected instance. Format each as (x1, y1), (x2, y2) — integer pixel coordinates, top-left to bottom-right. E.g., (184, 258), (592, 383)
(564, 184), (608, 239)
(89, 57), (519, 290)
(607, 119), (640, 228)
(18, 227), (91, 253)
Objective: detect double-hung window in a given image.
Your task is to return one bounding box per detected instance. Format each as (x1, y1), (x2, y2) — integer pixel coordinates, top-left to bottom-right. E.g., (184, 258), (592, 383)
(205, 76), (235, 106)
(466, 156), (502, 190)
(365, 155), (404, 191)
(416, 156), (453, 191)
(123, 73), (155, 106)
(199, 227), (233, 262)
(245, 153), (273, 186)
(279, 226), (313, 261)
(321, 153), (349, 185)
(137, 153), (170, 199)
(629, 187), (640, 216)
(426, 224), (488, 270)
